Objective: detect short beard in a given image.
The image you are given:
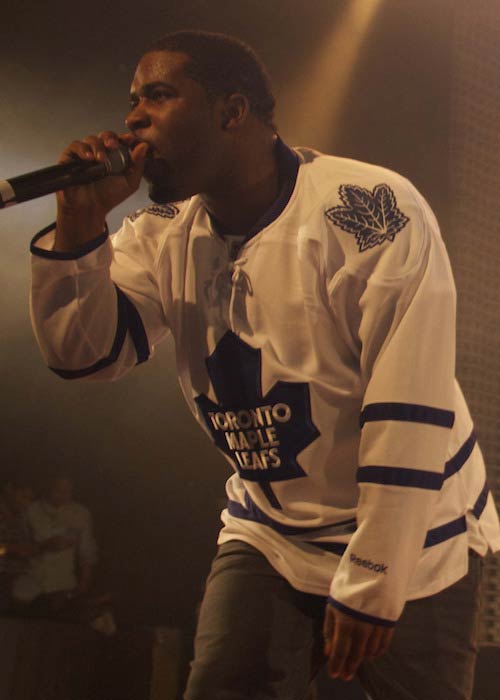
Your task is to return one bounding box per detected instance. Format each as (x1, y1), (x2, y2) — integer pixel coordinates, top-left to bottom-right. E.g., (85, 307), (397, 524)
(144, 157), (175, 204)
(148, 181), (175, 204)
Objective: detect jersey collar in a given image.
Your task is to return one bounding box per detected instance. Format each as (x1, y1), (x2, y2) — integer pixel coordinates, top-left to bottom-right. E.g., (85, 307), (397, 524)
(208, 137), (300, 244)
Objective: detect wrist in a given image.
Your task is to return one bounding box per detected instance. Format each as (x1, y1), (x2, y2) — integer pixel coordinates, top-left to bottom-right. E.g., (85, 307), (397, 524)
(55, 205), (107, 253)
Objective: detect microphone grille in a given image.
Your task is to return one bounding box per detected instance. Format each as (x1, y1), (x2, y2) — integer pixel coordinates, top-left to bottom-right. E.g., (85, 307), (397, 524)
(105, 144), (131, 174)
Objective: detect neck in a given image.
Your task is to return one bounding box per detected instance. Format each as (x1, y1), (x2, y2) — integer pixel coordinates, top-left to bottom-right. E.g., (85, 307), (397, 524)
(201, 131), (280, 237)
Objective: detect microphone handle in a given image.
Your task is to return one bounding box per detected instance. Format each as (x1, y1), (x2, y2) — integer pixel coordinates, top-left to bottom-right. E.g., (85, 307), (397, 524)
(0, 146), (131, 208)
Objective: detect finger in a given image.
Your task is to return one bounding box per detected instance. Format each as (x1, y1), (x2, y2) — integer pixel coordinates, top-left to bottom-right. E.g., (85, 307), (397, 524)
(365, 626), (395, 662)
(327, 622), (352, 679)
(364, 625), (385, 659)
(122, 142), (148, 190)
(59, 140), (96, 165)
(81, 134), (109, 163)
(97, 130), (121, 150)
(378, 627), (395, 656)
(118, 132), (140, 146)
(130, 140), (149, 166)
(343, 631), (369, 680)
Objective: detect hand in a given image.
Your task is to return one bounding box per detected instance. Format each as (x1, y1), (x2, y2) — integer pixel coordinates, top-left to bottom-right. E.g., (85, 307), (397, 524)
(323, 604), (394, 681)
(54, 131), (149, 252)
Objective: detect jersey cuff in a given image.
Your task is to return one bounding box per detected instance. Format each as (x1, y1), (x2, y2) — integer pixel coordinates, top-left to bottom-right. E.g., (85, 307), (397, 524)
(48, 284), (150, 379)
(30, 222), (109, 260)
(327, 596), (396, 627)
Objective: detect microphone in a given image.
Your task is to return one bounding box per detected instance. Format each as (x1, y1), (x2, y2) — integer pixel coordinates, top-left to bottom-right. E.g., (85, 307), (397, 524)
(0, 144), (131, 209)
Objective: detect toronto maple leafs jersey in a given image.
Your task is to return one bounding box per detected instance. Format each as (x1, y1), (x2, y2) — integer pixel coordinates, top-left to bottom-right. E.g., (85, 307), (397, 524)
(29, 140), (500, 627)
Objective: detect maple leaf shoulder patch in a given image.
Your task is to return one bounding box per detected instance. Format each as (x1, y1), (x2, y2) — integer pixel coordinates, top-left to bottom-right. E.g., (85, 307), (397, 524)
(325, 183), (410, 253)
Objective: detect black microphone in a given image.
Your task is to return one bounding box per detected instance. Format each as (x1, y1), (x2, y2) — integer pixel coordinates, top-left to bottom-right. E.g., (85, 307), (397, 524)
(0, 144), (131, 209)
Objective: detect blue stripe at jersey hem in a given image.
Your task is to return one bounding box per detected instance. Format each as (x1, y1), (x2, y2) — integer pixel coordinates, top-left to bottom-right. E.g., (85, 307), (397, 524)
(360, 402), (455, 429)
(357, 465), (443, 490)
(473, 482), (489, 519)
(327, 597), (396, 628)
(424, 516), (466, 548)
(49, 285), (149, 379)
(227, 496), (357, 537)
(30, 223), (109, 259)
(444, 431), (477, 480)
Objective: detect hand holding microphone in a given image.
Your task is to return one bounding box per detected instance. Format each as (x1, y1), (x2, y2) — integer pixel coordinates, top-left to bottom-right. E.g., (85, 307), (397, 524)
(55, 132), (148, 253)
(1, 131), (149, 252)
(57, 131), (147, 206)
(0, 132), (148, 209)
(54, 131), (149, 253)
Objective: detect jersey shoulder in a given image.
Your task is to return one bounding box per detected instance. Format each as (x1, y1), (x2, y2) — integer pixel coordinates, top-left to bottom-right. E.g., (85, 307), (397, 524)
(295, 147), (420, 208)
(111, 198), (200, 266)
(294, 148), (436, 280)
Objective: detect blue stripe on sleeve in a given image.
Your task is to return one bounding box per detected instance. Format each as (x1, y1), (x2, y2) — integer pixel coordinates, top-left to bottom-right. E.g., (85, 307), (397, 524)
(444, 431), (477, 480)
(117, 288), (150, 365)
(360, 402), (455, 429)
(473, 482), (489, 519)
(423, 516), (466, 548)
(357, 465), (443, 490)
(50, 285), (149, 379)
(327, 597), (396, 627)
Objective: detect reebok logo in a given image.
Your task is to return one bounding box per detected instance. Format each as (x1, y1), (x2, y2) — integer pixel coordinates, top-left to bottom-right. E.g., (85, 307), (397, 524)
(350, 553), (388, 575)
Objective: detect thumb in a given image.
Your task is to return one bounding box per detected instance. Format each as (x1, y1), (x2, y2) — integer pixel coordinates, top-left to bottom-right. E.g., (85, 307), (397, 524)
(131, 141), (149, 164)
(125, 142), (149, 190)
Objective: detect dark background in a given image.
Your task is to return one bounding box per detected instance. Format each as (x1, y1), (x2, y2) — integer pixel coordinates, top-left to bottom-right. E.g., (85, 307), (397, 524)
(0, 0), (473, 631)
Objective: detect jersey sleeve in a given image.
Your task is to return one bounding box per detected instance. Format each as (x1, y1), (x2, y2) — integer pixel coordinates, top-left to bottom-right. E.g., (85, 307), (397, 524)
(30, 215), (170, 381)
(326, 185), (457, 626)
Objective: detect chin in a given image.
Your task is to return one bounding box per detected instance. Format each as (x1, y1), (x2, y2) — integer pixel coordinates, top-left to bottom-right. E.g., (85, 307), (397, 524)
(148, 182), (173, 204)
(143, 159), (183, 203)
(147, 181), (188, 204)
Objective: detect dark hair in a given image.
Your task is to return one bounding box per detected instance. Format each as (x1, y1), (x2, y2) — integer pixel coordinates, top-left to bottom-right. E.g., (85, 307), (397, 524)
(146, 30), (276, 127)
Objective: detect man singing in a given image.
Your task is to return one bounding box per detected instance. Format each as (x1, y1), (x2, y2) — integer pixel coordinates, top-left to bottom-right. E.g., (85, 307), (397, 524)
(29, 30), (500, 700)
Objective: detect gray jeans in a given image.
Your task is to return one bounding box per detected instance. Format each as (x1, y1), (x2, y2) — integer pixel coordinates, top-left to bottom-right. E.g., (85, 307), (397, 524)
(184, 541), (483, 700)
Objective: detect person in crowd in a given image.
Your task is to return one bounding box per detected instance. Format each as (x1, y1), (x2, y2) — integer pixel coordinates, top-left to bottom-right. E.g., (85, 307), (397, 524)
(18, 473), (97, 612)
(0, 474), (36, 612)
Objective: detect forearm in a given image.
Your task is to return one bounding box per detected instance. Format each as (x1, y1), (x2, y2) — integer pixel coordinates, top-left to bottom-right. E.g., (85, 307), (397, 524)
(30, 229), (126, 378)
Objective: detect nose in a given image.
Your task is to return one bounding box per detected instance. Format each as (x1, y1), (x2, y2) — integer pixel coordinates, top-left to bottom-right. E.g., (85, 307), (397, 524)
(125, 101), (151, 132)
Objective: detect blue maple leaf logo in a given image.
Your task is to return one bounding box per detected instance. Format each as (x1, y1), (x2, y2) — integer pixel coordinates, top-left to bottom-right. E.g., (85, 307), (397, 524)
(325, 183), (409, 252)
(195, 331), (320, 482)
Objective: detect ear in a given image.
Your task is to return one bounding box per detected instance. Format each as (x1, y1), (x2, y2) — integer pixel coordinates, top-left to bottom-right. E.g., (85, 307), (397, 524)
(219, 93), (250, 130)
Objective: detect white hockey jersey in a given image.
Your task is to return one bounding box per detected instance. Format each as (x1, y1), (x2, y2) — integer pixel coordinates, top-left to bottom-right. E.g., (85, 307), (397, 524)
(30, 141), (500, 627)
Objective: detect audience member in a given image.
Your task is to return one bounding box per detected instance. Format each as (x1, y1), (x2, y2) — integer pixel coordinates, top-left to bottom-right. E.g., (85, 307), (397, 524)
(0, 474), (37, 612)
(17, 473), (98, 613)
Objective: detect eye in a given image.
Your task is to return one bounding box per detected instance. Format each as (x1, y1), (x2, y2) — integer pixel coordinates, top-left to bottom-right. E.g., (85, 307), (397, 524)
(150, 88), (173, 102)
